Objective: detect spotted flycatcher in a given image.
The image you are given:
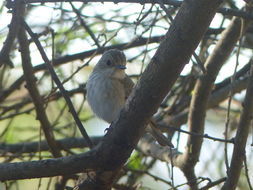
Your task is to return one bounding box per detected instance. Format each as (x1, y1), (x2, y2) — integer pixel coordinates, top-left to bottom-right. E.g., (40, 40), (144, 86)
(87, 49), (173, 147)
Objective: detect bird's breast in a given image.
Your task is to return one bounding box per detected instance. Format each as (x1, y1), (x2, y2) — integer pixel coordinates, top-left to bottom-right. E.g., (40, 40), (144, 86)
(87, 74), (126, 123)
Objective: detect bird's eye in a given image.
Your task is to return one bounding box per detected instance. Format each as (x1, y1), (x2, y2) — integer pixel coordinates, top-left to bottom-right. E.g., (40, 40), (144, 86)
(106, 60), (112, 66)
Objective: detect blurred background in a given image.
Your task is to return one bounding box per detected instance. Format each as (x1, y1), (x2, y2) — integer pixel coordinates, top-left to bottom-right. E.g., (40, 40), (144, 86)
(0, 0), (252, 189)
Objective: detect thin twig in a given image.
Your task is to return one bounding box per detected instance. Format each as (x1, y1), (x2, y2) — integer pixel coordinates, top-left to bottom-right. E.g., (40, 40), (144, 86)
(224, 30), (243, 172)
(162, 125), (235, 143)
(22, 20), (93, 148)
(0, 0), (23, 67)
(199, 177), (227, 190)
(0, 137), (101, 154)
(18, 15), (62, 158)
(221, 40), (253, 190)
(0, 35), (163, 103)
(126, 168), (173, 186)
(70, 2), (101, 48)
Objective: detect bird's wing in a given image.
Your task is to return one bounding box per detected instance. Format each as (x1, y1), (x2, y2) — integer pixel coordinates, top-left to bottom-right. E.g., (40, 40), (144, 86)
(121, 75), (135, 99)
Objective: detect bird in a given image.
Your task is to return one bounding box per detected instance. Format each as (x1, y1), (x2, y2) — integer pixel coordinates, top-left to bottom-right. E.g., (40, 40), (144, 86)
(86, 49), (173, 147)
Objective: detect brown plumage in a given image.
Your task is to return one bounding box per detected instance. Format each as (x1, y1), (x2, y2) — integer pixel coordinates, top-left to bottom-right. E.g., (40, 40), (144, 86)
(87, 49), (173, 147)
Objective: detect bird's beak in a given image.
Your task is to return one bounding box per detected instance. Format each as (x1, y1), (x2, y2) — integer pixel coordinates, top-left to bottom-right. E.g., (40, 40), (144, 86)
(115, 65), (126, 70)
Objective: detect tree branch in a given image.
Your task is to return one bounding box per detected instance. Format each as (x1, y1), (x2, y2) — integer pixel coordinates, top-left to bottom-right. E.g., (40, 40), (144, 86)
(0, 137), (101, 154)
(6, 0), (253, 20)
(74, 0), (222, 189)
(23, 20), (93, 149)
(0, 151), (97, 180)
(0, 85), (85, 116)
(221, 59), (253, 189)
(199, 177), (227, 190)
(137, 135), (180, 163)
(172, 12), (251, 189)
(162, 75), (249, 130)
(70, 2), (101, 48)
(0, 28), (231, 103)
(17, 3), (62, 158)
(0, 0), (221, 187)
(0, 0), (23, 67)
(0, 35), (162, 103)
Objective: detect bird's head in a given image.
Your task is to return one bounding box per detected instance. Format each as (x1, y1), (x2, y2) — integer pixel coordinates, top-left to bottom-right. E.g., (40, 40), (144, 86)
(94, 49), (127, 79)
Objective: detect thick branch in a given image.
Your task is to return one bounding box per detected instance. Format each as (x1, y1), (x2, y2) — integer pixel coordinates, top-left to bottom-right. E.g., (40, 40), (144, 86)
(0, 151), (97, 180)
(75, 0), (222, 189)
(0, 0), (221, 186)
